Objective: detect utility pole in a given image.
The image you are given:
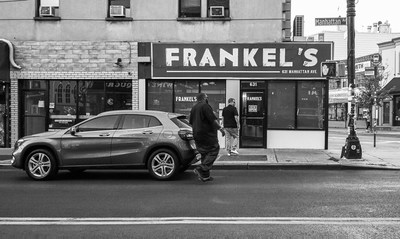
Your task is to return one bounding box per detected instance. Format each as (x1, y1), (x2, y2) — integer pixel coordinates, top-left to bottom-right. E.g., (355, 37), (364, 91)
(340, 0), (362, 159)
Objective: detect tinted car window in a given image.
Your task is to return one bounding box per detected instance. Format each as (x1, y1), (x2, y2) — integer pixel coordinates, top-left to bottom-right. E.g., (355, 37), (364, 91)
(121, 115), (161, 129)
(171, 116), (191, 128)
(78, 115), (119, 132)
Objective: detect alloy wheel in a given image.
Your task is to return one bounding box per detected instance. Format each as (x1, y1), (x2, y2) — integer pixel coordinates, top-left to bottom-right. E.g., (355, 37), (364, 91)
(28, 152), (52, 179)
(150, 150), (177, 179)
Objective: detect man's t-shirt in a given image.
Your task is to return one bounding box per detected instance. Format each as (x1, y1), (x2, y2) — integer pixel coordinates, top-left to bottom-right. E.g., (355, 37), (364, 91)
(222, 105), (238, 128)
(189, 102), (218, 146)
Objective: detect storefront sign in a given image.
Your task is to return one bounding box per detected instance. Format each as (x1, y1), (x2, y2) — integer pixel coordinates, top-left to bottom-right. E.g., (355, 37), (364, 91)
(152, 43), (333, 79)
(355, 61), (371, 73)
(175, 96), (197, 102)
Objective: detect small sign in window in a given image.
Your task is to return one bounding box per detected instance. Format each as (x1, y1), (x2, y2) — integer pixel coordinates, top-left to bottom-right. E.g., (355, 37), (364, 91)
(248, 105), (258, 113)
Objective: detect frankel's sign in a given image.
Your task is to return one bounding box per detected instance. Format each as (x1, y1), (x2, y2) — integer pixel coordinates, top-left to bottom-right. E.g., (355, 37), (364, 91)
(152, 43), (333, 79)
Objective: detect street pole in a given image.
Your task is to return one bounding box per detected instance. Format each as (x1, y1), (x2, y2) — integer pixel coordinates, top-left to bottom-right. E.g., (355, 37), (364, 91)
(340, 0), (362, 159)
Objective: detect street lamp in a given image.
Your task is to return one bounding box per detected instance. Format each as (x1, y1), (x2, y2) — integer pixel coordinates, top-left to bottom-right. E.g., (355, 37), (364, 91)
(340, 0), (362, 159)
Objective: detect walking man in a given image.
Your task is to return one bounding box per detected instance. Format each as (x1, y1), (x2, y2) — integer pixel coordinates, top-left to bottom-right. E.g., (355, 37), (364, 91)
(190, 93), (225, 182)
(222, 98), (240, 156)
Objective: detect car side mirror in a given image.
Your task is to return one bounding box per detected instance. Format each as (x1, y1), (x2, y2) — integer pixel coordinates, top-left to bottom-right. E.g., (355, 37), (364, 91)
(70, 126), (77, 135)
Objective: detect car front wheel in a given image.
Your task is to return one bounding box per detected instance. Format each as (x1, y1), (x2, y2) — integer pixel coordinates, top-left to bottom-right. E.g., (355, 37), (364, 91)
(148, 149), (179, 180)
(25, 149), (58, 180)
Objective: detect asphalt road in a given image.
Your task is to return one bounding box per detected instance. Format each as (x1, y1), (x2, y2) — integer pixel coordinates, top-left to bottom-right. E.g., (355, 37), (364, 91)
(328, 128), (400, 151)
(1, 169), (400, 238)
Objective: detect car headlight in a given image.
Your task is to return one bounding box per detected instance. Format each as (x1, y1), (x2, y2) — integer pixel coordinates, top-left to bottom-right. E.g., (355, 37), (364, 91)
(14, 139), (26, 150)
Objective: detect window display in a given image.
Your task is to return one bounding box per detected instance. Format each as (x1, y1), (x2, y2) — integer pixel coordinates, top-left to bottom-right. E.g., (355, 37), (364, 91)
(147, 79), (226, 117)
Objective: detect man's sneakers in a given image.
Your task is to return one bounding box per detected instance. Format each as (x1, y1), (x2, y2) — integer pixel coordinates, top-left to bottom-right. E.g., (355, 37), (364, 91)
(193, 168), (213, 182)
(227, 149), (239, 156)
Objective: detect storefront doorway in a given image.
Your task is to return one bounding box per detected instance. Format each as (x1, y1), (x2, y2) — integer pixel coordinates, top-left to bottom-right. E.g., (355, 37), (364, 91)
(240, 90), (265, 148)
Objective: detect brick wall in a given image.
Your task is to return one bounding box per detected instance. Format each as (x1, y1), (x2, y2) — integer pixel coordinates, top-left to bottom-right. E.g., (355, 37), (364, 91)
(9, 41), (139, 145)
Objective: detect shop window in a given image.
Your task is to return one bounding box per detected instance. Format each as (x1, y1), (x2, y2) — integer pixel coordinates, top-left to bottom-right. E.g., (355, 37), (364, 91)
(267, 81), (325, 130)
(267, 82), (296, 129)
(49, 81), (78, 130)
(48, 80), (132, 130)
(200, 80), (226, 118)
(107, 0), (132, 20)
(147, 80), (174, 113)
(35, 0), (60, 20)
(105, 81), (132, 111)
(174, 80), (199, 115)
(146, 79), (226, 117)
(65, 84), (71, 104)
(179, 0), (201, 18)
(297, 82), (325, 129)
(57, 84), (63, 103)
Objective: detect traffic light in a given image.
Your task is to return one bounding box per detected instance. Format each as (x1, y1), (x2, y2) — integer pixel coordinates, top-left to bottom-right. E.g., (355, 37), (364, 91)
(321, 62), (337, 77)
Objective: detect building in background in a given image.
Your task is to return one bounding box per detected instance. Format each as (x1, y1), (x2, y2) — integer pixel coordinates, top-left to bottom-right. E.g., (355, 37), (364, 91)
(307, 21), (400, 60)
(379, 37), (400, 127)
(0, 0), (334, 150)
(292, 15), (304, 41)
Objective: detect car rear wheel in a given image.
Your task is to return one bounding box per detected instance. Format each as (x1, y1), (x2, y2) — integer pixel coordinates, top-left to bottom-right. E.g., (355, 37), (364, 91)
(25, 149), (58, 180)
(148, 149), (179, 180)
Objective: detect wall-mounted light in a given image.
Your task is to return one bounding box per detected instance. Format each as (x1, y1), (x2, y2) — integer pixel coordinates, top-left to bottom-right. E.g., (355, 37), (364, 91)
(114, 58), (123, 67)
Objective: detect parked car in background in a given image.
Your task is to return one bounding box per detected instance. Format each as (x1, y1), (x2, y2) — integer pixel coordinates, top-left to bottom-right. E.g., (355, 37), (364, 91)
(11, 110), (196, 181)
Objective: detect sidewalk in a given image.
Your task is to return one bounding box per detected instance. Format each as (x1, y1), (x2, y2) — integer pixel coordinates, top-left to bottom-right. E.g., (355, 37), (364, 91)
(212, 147), (400, 170)
(1, 128), (399, 170)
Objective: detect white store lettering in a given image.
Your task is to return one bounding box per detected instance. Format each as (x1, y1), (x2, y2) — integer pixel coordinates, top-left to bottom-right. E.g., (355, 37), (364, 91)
(166, 47), (319, 68)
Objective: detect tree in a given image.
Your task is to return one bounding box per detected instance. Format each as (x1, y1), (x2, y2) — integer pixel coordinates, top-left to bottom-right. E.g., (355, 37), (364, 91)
(354, 66), (392, 127)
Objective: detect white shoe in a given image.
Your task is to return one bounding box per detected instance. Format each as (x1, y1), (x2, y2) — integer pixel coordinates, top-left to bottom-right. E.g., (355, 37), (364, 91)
(230, 150), (239, 155)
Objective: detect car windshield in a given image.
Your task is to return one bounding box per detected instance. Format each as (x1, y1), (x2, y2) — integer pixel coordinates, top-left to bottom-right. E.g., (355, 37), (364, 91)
(170, 115), (191, 129)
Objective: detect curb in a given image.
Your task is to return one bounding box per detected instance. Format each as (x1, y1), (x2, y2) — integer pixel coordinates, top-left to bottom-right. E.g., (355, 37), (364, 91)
(2, 160), (400, 171)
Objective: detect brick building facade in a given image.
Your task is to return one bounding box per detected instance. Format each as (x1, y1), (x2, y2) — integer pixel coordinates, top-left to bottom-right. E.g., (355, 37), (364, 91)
(9, 41), (139, 145)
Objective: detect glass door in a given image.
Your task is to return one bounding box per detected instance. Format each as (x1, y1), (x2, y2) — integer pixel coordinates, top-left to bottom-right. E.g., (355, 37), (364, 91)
(240, 91), (265, 148)
(23, 91), (47, 136)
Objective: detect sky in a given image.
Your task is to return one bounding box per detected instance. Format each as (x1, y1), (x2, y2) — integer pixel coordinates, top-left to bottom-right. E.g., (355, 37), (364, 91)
(291, 0), (400, 36)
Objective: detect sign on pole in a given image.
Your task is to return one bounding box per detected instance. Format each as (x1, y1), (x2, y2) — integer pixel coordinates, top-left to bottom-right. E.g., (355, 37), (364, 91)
(315, 18), (346, 26)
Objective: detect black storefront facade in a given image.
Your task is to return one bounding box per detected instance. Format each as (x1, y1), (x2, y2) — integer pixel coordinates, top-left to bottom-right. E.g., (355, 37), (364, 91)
(140, 42), (333, 149)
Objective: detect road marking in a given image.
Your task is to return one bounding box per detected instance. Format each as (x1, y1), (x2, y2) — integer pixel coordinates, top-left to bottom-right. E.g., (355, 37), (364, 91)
(1, 217), (400, 225)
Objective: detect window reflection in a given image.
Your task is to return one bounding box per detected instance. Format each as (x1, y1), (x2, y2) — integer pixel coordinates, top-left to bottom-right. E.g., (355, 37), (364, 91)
(146, 79), (226, 118)
(267, 82), (295, 129)
(147, 80), (173, 112)
(297, 82), (325, 129)
(48, 80), (132, 130)
(174, 80), (198, 116)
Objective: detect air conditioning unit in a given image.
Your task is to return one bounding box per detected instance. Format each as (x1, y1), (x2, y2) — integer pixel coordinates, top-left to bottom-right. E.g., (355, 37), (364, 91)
(209, 6), (224, 17)
(110, 5), (126, 17)
(39, 6), (56, 17)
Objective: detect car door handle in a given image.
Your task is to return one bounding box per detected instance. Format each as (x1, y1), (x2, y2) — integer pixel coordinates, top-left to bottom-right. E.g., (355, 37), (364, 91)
(142, 130), (153, 134)
(99, 133), (110, 137)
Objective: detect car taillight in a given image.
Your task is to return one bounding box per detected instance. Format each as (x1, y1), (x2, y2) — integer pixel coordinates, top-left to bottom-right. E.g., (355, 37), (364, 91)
(178, 129), (193, 141)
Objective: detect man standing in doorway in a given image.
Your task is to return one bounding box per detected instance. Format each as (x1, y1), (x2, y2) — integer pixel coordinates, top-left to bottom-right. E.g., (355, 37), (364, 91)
(222, 98), (240, 156)
(190, 93), (225, 182)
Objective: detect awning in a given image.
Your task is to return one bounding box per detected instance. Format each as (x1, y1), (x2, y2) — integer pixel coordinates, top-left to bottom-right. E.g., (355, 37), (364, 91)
(382, 77), (400, 94)
(0, 41), (10, 82)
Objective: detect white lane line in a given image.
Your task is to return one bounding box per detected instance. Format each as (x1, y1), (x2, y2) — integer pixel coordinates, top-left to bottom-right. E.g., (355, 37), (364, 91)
(1, 217), (400, 225)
